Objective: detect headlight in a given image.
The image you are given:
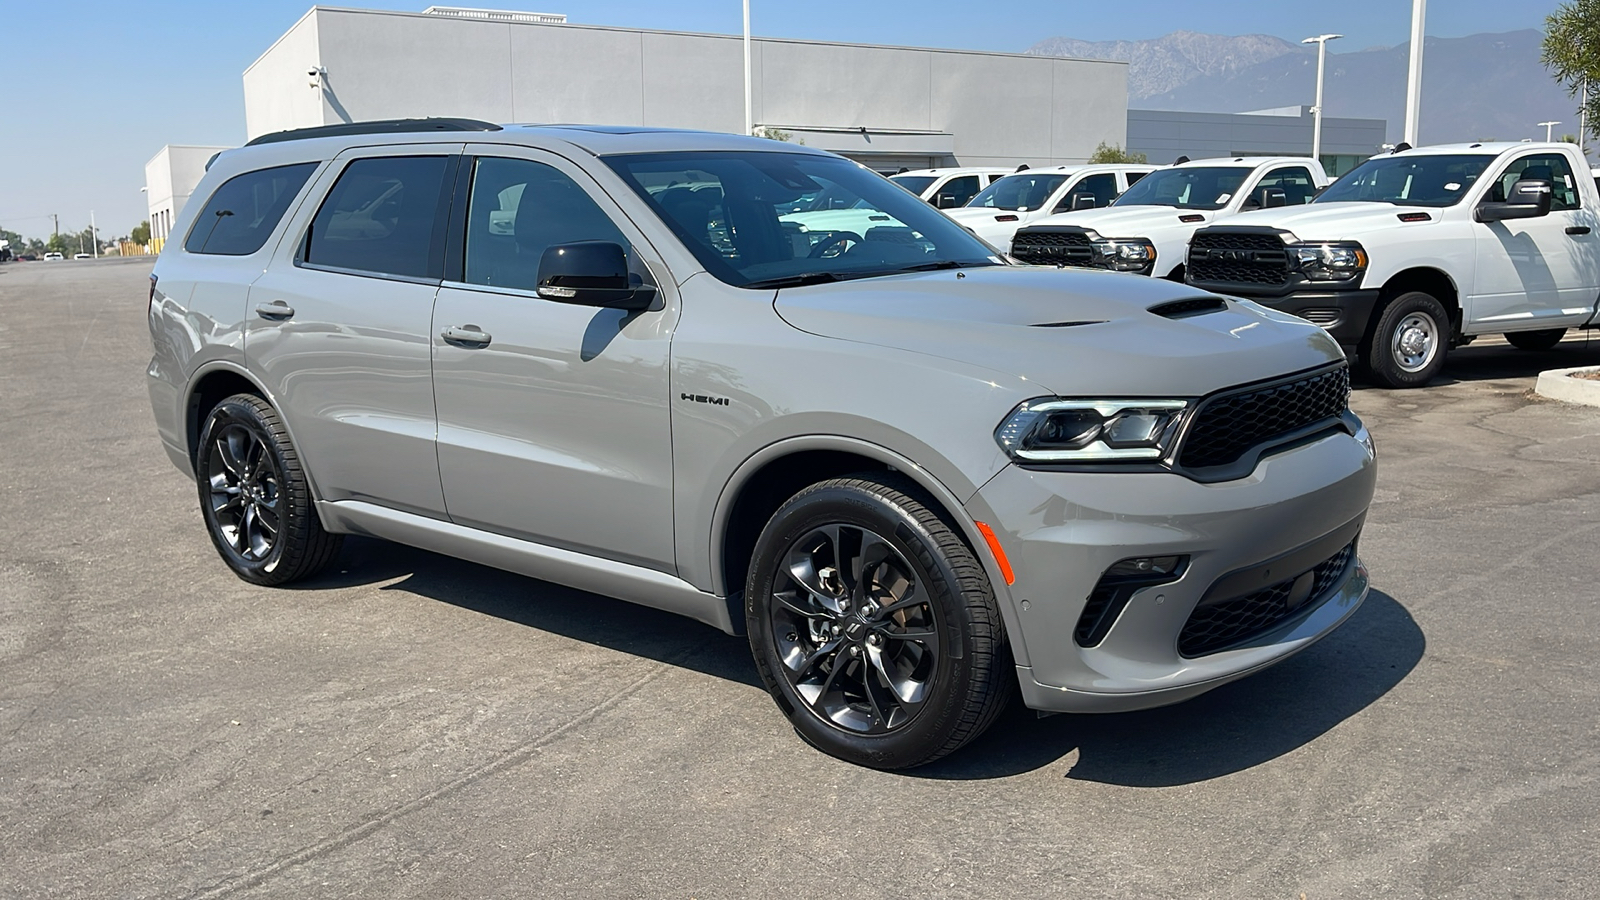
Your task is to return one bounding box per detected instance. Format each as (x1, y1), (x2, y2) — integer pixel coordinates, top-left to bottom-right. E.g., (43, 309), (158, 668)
(1290, 242), (1367, 282)
(1089, 238), (1157, 272)
(994, 398), (1190, 462)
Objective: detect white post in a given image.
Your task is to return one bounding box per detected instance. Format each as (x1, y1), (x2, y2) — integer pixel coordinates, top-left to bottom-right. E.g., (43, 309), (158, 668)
(1404, 0), (1426, 145)
(1312, 41), (1327, 161)
(1581, 83), (1589, 160)
(90, 209), (98, 259)
(743, 0), (752, 136)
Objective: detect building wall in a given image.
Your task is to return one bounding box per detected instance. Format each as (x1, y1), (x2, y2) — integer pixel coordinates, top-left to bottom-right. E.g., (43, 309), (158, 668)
(243, 8), (1128, 168)
(1128, 106), (1387, 175)
(144, 145), (230, 249)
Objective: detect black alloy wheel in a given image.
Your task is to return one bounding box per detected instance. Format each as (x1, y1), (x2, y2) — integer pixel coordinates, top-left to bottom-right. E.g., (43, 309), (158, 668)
(746, 474), (1011, 769)
(196, 393), (341, 585)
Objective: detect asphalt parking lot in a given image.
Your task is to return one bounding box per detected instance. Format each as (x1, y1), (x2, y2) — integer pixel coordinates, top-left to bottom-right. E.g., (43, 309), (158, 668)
(3, 257), (1598, 899)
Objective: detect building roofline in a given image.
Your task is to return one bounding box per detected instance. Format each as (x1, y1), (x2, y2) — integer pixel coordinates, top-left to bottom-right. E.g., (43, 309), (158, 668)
(265, 5), (1127, 67)
(244, 6), (319, 77)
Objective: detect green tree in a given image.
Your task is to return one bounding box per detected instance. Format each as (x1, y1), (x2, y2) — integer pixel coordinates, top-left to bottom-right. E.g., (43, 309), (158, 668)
(1088, 141), (1148, 164)
(1542, 0), (1600, 143)
(130, 220), (151, 245)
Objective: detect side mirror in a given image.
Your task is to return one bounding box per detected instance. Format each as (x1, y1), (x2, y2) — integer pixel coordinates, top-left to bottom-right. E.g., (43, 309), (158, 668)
(536, 241), (655, 311)
(1261, 187), (1288, 209)
(1476, 178), (1554, 223)
(1070, 192), (1097, 211)
(935, 192), (959, 208)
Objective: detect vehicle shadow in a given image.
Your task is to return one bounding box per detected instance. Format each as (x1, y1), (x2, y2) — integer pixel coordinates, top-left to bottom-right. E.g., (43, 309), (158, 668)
(295, 536), (763, 689)
(1351, 337), (1600, 389)
(912, 590), (1423, 784)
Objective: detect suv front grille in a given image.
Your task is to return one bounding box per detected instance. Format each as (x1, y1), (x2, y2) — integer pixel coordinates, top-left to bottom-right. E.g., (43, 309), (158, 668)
(1188, 231), (1291, 286)
(1179, 543), (1354, 657)
(1178, 365), (1350, 471)
(1010, 229), (1095, 267)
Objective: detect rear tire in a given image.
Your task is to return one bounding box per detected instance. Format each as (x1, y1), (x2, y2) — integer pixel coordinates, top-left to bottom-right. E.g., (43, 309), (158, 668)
(745, 474), (1011, 769)
(1364, 291), (1449, 389)
(195, 393), (342, 585)
(1505, 328), (1566, 351)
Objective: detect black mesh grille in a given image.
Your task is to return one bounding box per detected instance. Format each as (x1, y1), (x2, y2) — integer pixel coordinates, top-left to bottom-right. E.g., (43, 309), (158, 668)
(1188, 231), (1291, 286)
(1179, 543), (1355, 657)
(1179, 365), (1350, 470)
(1011, 229), (1095, 267)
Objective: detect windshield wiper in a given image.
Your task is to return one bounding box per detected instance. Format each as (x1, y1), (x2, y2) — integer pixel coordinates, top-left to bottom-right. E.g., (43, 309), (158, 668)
(741, 272), (847, 289)
(896, 260), (984, 272)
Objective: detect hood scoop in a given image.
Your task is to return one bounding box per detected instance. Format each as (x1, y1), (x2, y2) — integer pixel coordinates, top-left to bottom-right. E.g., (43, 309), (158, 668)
(1031, 319), (1107, 328)
(1149, 297), (1228, 319)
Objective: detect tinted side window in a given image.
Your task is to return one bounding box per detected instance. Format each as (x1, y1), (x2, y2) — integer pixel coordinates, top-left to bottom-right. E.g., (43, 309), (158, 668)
(1494, 153), (1581, 211)
(304, 156), (452, 278)
(184, 163), (317, 256)
(1058, 173), (1118, 211)
(1251, 166), (1317, 207)
(463, 157), (629, 292)
(936, 175), (982, 208)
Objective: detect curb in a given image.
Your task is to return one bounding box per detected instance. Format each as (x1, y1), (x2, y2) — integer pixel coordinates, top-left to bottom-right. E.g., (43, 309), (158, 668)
(1534, 366), (1600, 407)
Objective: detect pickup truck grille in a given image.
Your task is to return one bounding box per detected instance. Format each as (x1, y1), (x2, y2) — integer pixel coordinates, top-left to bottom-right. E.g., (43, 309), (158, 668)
(1179, 542), (1354, 657)
(1178, 364), (1350, 471)
(1010, 229), (1094, 267)
(1188, 231), (1291, 286)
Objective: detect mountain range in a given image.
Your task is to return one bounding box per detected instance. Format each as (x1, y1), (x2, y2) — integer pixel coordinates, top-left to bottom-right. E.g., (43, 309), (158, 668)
(1027, 29), (1581, 145)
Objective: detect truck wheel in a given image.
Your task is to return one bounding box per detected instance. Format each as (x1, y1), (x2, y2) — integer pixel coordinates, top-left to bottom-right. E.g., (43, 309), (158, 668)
(1505, 329), (1566, 351)
(196, 393), (342, 585)
(745, 474), (1011, 769)
(1364, 291), (1448, 389)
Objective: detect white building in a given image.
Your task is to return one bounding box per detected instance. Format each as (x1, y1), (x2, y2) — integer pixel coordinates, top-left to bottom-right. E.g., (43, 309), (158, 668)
(144, 145), (230, 250)
(241, 5), (1131, 173)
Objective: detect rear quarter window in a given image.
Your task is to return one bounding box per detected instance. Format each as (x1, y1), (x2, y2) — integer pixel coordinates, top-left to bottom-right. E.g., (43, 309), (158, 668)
(183, 163), (319, 256)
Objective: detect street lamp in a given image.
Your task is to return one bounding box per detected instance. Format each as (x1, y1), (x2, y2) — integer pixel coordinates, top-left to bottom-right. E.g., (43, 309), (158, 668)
(1302, 33), (1343, 162)
(1537, 120), (1561, 142)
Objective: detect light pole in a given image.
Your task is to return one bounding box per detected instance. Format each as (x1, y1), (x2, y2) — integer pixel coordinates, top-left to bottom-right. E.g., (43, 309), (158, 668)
(1537, 120), (1561, 142)
(1302, 33), (1342, 163)
(1404, 0), (1426, 145)
(742, 0), (752, 136)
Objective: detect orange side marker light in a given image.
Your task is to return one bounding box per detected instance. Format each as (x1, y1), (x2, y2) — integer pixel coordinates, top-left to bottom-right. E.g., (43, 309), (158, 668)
(973, 521), (1015, 585)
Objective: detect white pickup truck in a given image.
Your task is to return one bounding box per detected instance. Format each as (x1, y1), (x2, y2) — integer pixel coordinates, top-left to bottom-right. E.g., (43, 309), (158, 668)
(944, 164), (1155, 253)
(1185, 142), (1600, 388)
(1009, 157), (1329, 277)
(889, 167), (1012, 208)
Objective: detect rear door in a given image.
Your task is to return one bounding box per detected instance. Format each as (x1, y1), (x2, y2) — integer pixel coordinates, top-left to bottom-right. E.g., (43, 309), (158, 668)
(430, 145), (679, 572)
(245, 144), (461, 518)
(1470, 150), (1600, 329)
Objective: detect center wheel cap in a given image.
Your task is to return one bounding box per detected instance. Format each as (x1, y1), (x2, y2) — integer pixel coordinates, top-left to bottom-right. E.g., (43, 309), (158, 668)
(845, 620), (867, 641)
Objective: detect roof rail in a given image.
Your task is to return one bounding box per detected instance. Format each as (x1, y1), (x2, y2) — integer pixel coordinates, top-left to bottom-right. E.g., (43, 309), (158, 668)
(245, 118), (503, 146)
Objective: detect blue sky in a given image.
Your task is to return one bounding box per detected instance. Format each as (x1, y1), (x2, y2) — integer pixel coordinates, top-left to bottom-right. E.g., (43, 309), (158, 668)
(0, 0), (1563, 239)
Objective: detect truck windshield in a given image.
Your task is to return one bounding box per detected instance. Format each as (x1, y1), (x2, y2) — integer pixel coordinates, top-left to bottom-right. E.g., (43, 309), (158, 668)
(967, 174), (1070, 211)
(889, 174), (936, 195)
(1314, 154), (1493, 207)
(1112, 167), (1249, 210)
(607, 151), (1002, 289)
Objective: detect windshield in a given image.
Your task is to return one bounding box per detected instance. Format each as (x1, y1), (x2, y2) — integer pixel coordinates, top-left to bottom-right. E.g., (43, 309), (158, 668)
(606, 151), (1002, 288)
(1315, 154), (1493, 207)
(889, 174), (936, 195)
(967, 173), (1070, 211)
(1112, 167), (1250, 210)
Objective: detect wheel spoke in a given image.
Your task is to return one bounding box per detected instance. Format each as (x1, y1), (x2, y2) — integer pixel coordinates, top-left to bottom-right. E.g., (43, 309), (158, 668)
(871, 580), (923, 621)
(788, 639), (842, 679)
(851, 532), (894, 607)
(772, 588), (828, 619)
(883, 628), (937, 642)
(869, 644), (929, 712)
(215, 432), (246, 478)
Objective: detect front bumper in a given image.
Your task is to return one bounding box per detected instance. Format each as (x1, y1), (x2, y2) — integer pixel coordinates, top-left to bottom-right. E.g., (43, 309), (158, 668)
(1191, 284), (1380, 347)
(968, 426), (1376, 714)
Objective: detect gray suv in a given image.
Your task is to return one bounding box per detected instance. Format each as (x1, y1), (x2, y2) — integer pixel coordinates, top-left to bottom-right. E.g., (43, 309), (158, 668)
(147, 120), (1377, 768)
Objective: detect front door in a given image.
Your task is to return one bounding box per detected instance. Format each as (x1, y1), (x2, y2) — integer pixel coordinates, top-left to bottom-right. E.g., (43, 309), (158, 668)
(246, 145), (461, 518)
(431, 148), (679, 572)
(1471, 151), (1600, 329)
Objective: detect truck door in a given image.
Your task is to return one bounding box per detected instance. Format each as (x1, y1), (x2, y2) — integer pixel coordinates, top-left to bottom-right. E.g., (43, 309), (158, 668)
(1470, 151), (1600, 329)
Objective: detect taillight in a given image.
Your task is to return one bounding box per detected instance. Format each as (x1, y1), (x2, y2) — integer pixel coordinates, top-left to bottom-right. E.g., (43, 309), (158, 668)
(148, 274), (158, 312)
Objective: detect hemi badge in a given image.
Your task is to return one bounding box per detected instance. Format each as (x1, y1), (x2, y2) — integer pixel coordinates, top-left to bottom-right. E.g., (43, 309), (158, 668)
(1179, 214), (1205, 223)
(1397, 212), (1432, 223)
(996, 215), (1019, 222)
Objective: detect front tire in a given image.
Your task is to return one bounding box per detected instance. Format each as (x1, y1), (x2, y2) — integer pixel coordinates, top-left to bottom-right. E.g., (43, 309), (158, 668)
(1364, 291), (1449, 389)
(196, 393), (341, 585)
(745, 474), (1011, 769)
(1505, 328), (1566, 351)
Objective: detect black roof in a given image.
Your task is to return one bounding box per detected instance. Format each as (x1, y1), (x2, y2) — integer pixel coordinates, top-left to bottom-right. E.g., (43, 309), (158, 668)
(244, 118), (502, 146)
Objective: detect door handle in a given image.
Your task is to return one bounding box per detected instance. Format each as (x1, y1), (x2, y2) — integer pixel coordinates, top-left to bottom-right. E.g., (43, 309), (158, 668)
(1567, 225), (1592, 235)
(441, 325), (492, 347)
(254, 301), (295, 319)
